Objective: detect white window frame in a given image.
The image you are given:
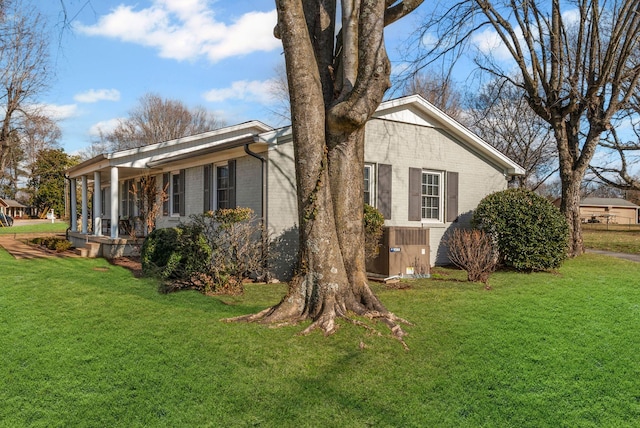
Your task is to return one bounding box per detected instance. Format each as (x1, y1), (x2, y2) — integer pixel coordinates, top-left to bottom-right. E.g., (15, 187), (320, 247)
(364, 163), (375, 207)
(170, 171), (181, 217)
(421, 170), (444, 223)
(214, 162), (230, 210)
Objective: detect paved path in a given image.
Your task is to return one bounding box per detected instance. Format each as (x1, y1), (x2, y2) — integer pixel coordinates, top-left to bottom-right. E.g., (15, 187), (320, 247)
(585, 249), (640, 263)
(0, 234), (78, 260)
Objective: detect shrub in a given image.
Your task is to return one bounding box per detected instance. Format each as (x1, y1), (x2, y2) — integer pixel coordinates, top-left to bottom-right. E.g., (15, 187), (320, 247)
(31, 236), (73, 253)
(472, 188), (569, 271)
(141, 228), (180, 274)
(190, 208), (270, 293)
(54, 240), (73, 253)
(141, 226), (212, 283)
(210, 207), (253, 227)
(143, 208), (270, 295)
(446, 228), (498, 285)
(364, 204), (384, 262)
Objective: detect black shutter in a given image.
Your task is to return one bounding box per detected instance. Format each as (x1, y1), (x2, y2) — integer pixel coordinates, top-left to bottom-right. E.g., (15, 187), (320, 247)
(162, 173), (169, 216)
(446, 171), (459, 222)
(408, 167), (422, 221)
(179, 169), (186, 216)
(203, 164), (212, 212)
(228, 159), (236, 209)
(377, 164), (392, 219)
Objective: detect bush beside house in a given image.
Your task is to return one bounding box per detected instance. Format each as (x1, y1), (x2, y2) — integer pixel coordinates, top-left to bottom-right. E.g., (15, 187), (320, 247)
(472, 188), (569, 271)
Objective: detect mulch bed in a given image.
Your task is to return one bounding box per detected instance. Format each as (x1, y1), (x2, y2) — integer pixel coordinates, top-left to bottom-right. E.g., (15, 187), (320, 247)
(109, 256), (144, 278)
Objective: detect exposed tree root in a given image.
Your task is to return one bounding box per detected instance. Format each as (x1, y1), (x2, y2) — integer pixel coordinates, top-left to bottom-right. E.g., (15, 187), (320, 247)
(224, 302), (412, 350)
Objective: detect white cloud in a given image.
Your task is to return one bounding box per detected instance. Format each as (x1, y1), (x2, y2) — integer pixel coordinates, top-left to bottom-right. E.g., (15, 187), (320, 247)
(74, 89), (121, 103)
(562, 9), (581, 26)
(76, 0), (280, 62)
(202, 79), (277, 104)
(89, 118), (122, 137)
(470, 28), (515, 61)
(29, 103), (79, 121)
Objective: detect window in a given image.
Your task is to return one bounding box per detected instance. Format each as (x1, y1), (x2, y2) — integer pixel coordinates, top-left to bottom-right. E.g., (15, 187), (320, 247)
(216, 164), (230, 210)
(421, 171), (442, 221)
(364, 164), (374, 206)
(409, 168), (455, 223)
(211, 160), (236, 210)
(172, 173), (181, 215)
(121, 179), (135, 218)
(163, 170), (185, 216)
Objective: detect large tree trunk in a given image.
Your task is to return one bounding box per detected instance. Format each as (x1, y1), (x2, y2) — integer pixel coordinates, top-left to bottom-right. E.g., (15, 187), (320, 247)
(559, 170), (584, 257)
(227, 0), (420, 347)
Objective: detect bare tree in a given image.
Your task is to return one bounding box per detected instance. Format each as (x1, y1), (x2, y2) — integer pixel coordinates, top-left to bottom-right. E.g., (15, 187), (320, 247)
(412, 0), (640, 257)
(589, 91), (640, 192)
(0, 0), (53, 186)
(401, 71), (464, 120)
(467, 77), (557, 190)
(105, 93), (226, 150)
(21, 115), (61, 167)
(266, 61), (292, 125)
(227, 0), (423, 346)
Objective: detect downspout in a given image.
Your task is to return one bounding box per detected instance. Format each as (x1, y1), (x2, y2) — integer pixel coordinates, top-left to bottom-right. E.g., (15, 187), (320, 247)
(244, 143), (268, 226)
(244, 143), (269, 274)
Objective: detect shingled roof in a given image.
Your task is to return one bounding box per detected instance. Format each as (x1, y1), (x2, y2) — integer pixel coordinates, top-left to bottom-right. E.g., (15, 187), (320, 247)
(580, 197), (640, 208)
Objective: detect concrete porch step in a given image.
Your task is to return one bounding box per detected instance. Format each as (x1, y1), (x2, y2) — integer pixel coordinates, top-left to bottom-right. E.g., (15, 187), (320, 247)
(75, 242), (101, 258)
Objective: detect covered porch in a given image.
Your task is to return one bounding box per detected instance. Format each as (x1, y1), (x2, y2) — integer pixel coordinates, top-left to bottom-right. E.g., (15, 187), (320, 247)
(66, 153), (157, 258)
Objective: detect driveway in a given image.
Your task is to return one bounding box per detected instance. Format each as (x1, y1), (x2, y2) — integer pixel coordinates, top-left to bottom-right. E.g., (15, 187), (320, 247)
(586, 249), (640, 263)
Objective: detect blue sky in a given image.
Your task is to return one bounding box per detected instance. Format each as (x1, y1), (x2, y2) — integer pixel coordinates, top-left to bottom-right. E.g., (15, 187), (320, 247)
(37, 0), (432, 155)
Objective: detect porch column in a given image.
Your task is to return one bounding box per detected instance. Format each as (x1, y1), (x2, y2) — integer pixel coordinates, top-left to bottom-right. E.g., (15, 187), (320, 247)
(110, 166), (119, 239)
(70, 178), (77, 232)
(93, 171), (102, 236)
(81, 175), (88, 234)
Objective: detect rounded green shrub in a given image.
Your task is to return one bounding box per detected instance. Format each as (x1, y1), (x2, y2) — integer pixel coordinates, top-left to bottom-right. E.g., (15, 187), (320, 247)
(471, 188), (569, 271)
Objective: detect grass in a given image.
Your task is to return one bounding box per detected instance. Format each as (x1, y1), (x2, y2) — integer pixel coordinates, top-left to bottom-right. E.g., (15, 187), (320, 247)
(582, 223), (640, 254)
(0, 221), (69, 235)
(2, 251), (640, 427)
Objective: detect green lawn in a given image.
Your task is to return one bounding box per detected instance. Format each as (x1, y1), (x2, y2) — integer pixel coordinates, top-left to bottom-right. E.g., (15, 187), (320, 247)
(0, 221), (69, 235)
(1, 248), (640, 427)
(583, 224), (640, 254)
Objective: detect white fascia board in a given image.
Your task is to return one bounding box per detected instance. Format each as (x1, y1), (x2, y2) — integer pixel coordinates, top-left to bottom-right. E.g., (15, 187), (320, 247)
(120, 135), (254, 168)
(66, 154), (112, 178)
(254, 126), (292, 145)
(110, 121), (274, 161)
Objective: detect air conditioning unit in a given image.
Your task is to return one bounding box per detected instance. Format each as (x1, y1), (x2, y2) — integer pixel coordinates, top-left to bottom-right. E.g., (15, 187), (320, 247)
(367, 227), (430, 277)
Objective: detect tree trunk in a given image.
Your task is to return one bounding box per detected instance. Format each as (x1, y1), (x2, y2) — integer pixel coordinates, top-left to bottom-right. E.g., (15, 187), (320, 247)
(559, 170), (583, 257)
(226, 0), (417, 347)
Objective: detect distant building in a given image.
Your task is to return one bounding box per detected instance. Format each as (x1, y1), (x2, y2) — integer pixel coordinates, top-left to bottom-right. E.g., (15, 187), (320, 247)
(0, 198), (26, 218)
(579, 197), (640, 225)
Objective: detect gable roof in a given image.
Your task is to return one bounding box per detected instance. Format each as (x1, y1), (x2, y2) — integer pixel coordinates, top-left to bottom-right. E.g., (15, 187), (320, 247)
(257, 95), (525, 176)
(0, 198), (26, 208)
(580, 197), (640, 208)
(373, 95), (525, 176)
(67, 95), (525, 179)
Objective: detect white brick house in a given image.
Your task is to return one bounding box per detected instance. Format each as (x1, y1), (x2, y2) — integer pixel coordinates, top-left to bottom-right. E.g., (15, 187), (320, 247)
(66, 95), (524, 270)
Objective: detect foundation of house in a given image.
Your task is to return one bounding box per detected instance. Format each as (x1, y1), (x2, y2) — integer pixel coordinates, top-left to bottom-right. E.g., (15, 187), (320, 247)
(67, 231), (143, 259)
